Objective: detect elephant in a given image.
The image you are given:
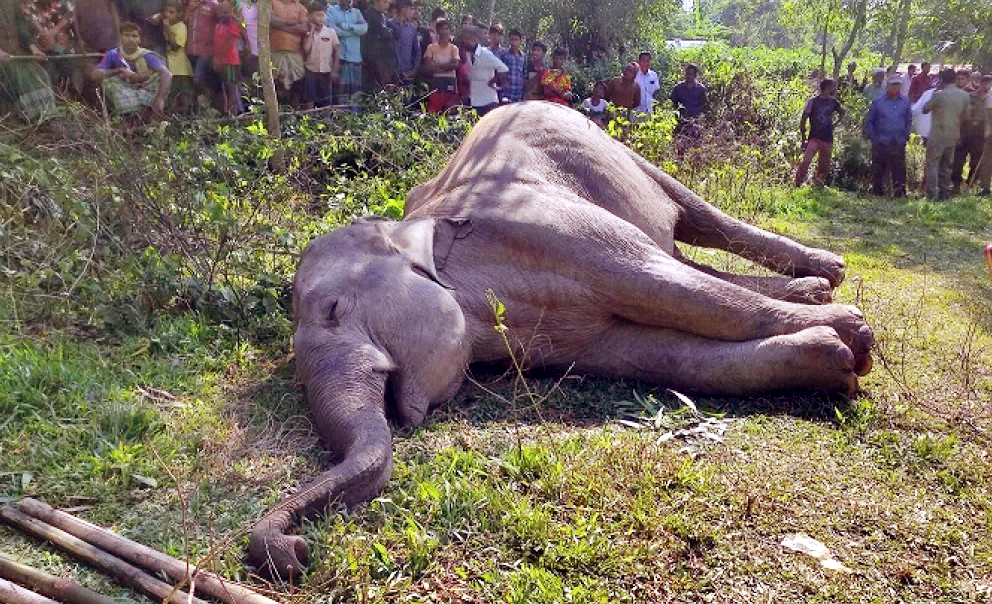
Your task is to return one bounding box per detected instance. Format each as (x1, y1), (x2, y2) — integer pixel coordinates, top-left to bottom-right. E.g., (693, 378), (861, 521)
(248, 101), (874, 579)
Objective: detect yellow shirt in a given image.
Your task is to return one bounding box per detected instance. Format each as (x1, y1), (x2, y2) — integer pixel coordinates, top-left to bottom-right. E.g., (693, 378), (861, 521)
(166, 21), (192, 76)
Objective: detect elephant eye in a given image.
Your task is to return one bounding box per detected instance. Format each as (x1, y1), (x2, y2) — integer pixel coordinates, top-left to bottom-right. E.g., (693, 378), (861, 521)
(326, 300), (340, 327)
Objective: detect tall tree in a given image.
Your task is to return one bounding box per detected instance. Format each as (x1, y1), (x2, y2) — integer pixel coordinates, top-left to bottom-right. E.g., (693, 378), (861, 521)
(257, 0), (280, 139)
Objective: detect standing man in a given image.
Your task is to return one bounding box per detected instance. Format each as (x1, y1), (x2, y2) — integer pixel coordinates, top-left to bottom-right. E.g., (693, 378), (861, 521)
(841, 61), (861, 93)
(325, 0), (367, 105)
(863, 67), (886, 101)
(522, 40), (546, 101)
(922, 68), (971, 200)
(496, 29), (525, 102)
(976, 75), (992, 196)
(795, 78), (844, 187)
(394, 0), (420, 84)
(670, 63), (707, 141)
(269, 0), (309, 106)
(866, 76), (912, 197)
(603, 62), (640, 111)
(909, 62), (932, 103)
(634, 51), (659, 116)
(460, 25), (507, 115)
(951, 73), (989, 194)
(362, 0), (397, 90)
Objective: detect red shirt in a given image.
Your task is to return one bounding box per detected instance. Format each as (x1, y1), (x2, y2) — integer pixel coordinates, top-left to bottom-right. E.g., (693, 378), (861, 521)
(212, 16), (242, 66)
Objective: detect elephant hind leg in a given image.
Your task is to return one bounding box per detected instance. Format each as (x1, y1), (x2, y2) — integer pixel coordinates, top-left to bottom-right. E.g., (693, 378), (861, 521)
(672, 245), (833, 304)
(576, 322), (860, 396)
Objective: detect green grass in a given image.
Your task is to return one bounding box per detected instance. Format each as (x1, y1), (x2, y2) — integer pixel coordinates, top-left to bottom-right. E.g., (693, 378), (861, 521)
(3, 178), (992, 603)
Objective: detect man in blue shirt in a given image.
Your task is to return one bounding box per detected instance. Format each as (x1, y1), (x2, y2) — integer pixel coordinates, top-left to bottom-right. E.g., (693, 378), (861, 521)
(497, 29), (526, 102)
(325, 0), (367, 105)
(866, 76), (912, 197)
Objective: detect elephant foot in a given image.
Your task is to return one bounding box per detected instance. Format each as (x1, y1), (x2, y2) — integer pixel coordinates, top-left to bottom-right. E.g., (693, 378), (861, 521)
(249, 516), (309, 580)
(759, 326), (861, 394)
(795, 248), (846, 288)
(782, 277), (833, 305)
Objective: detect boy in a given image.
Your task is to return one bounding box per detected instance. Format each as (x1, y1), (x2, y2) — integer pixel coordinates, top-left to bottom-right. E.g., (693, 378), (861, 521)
(92, 21), (173, 117)
(303, 3), (341, 108)
(795, 78), (844, 187)
(540, 47), (572, 105)
(212, 0), (243, 114)
(496, 28), (524, 102)
(161, 0), (192, 113)
(522, 40), (545, 101)
(582, 81), (608, 127)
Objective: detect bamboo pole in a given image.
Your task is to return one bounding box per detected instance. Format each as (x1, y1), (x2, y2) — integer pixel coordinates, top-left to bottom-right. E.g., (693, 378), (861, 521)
(0, 578), (60, 604)
(15, 500), (281, 604)
(0, 508), (208, 604)
(0, 555), (115, 604)
(6, 53), (103, 61)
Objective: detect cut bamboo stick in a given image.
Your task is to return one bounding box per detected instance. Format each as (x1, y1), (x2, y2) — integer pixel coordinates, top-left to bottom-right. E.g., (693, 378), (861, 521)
(0, 554), (116, 604)
(0, 507), (208, 604)
(16, 500), (280, 604)
(6, 53), (103, 61)
(0, 577), (60, 604)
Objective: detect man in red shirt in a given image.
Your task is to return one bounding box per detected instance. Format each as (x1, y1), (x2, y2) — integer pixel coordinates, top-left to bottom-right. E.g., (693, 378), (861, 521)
(909, 62), (932, 104)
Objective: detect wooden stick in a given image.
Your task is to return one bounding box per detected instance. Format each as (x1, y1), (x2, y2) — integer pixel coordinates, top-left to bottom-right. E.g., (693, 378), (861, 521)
(16, 500), (280, 604)
(0, 508), (208, 604)
(6, 53), (103, 61)
(0, 554), (116, 604)
(0, 577), (60, 604)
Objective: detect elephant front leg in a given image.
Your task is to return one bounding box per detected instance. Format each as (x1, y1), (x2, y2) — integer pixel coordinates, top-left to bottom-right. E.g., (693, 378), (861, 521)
(626, 148), (847, 287)
(577, 321), (861, 395)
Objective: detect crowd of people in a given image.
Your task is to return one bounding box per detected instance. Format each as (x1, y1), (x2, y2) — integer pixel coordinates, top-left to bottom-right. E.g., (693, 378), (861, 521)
(0, 0), (710, 128)
(797, 62), (992, 199)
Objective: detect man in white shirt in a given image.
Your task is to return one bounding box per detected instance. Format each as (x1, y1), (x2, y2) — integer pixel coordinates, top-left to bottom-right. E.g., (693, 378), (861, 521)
(634, 51), (660, 115)
(460, 25), (508, 115)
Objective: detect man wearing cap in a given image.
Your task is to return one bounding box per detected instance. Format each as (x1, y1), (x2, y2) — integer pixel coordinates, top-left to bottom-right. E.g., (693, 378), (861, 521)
(866, 76), (913, 197)
(863, 68), (886, 101)
(923, 68), (971, 200)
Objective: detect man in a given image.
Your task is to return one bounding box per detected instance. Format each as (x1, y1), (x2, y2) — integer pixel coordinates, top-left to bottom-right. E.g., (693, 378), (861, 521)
(795, 78), (844, 187)
(91, 21), (172, 117)
(909, 62), (932, 103)
(362, 0), (397, 90)
(841, 61), (861, 93)
(460, 25), (506, 115)
(670, 63), (707, 140)
(863, 67), (885, 101)
(977, 75), (992, 196)
(522, 40), (546, 101)
(922, 68), (971, 200)
(270, 0), (308, 106)
(0, 0), (56, 120)
(486, 21), (503, 51)
(866, 76), (912, 197)
(603, 62), (640, 111)
(496, 29), (525, 102)
(325, 0), (367, 105)
(951, 72), (989, 193)
(902, 64), (916, 98)
(394, 0), (419, 84)
(634, 51), (659, 115)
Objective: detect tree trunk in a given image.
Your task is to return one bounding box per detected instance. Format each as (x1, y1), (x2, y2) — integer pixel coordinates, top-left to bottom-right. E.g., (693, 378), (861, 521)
(892, 0), (912, 64)
(256, 0), (280, 139)
(830, 0), (868, 79)
(486, 0), (496, 26)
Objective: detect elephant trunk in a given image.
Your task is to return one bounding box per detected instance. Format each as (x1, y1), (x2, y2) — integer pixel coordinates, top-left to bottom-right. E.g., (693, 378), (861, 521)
(249, 342), (393, 579)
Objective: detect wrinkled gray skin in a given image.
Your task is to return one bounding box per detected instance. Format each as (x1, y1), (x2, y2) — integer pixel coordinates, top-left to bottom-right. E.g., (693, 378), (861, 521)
(249, 102), (873, 579)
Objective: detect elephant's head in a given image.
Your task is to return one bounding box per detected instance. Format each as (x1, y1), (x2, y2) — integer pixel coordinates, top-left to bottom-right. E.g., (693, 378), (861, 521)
(249, 216), (472, 578)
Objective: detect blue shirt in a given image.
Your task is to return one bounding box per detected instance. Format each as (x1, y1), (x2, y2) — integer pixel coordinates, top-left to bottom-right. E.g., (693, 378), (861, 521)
(395, 22), (420, 73)
(497, 48), (526, 102)
(866, 94), (912, 145)
(325, 4), (368, 63)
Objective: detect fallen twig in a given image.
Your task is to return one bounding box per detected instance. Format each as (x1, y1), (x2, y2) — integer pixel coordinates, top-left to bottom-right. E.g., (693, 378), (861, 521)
(0, 507), (208, 604)
(0, 577), (60, 604)
(5, 53), (103, 61)
(0, 554), (115, 604)
(16, 500), (280, 604)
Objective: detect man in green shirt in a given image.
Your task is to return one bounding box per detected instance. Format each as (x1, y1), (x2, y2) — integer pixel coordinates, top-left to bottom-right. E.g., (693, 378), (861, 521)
(863, 68), (885, 101)
(923, 68), (971, 200)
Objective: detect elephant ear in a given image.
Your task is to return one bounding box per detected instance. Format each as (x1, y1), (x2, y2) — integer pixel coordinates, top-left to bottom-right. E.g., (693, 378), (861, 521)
(387, 218), (472, 287)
